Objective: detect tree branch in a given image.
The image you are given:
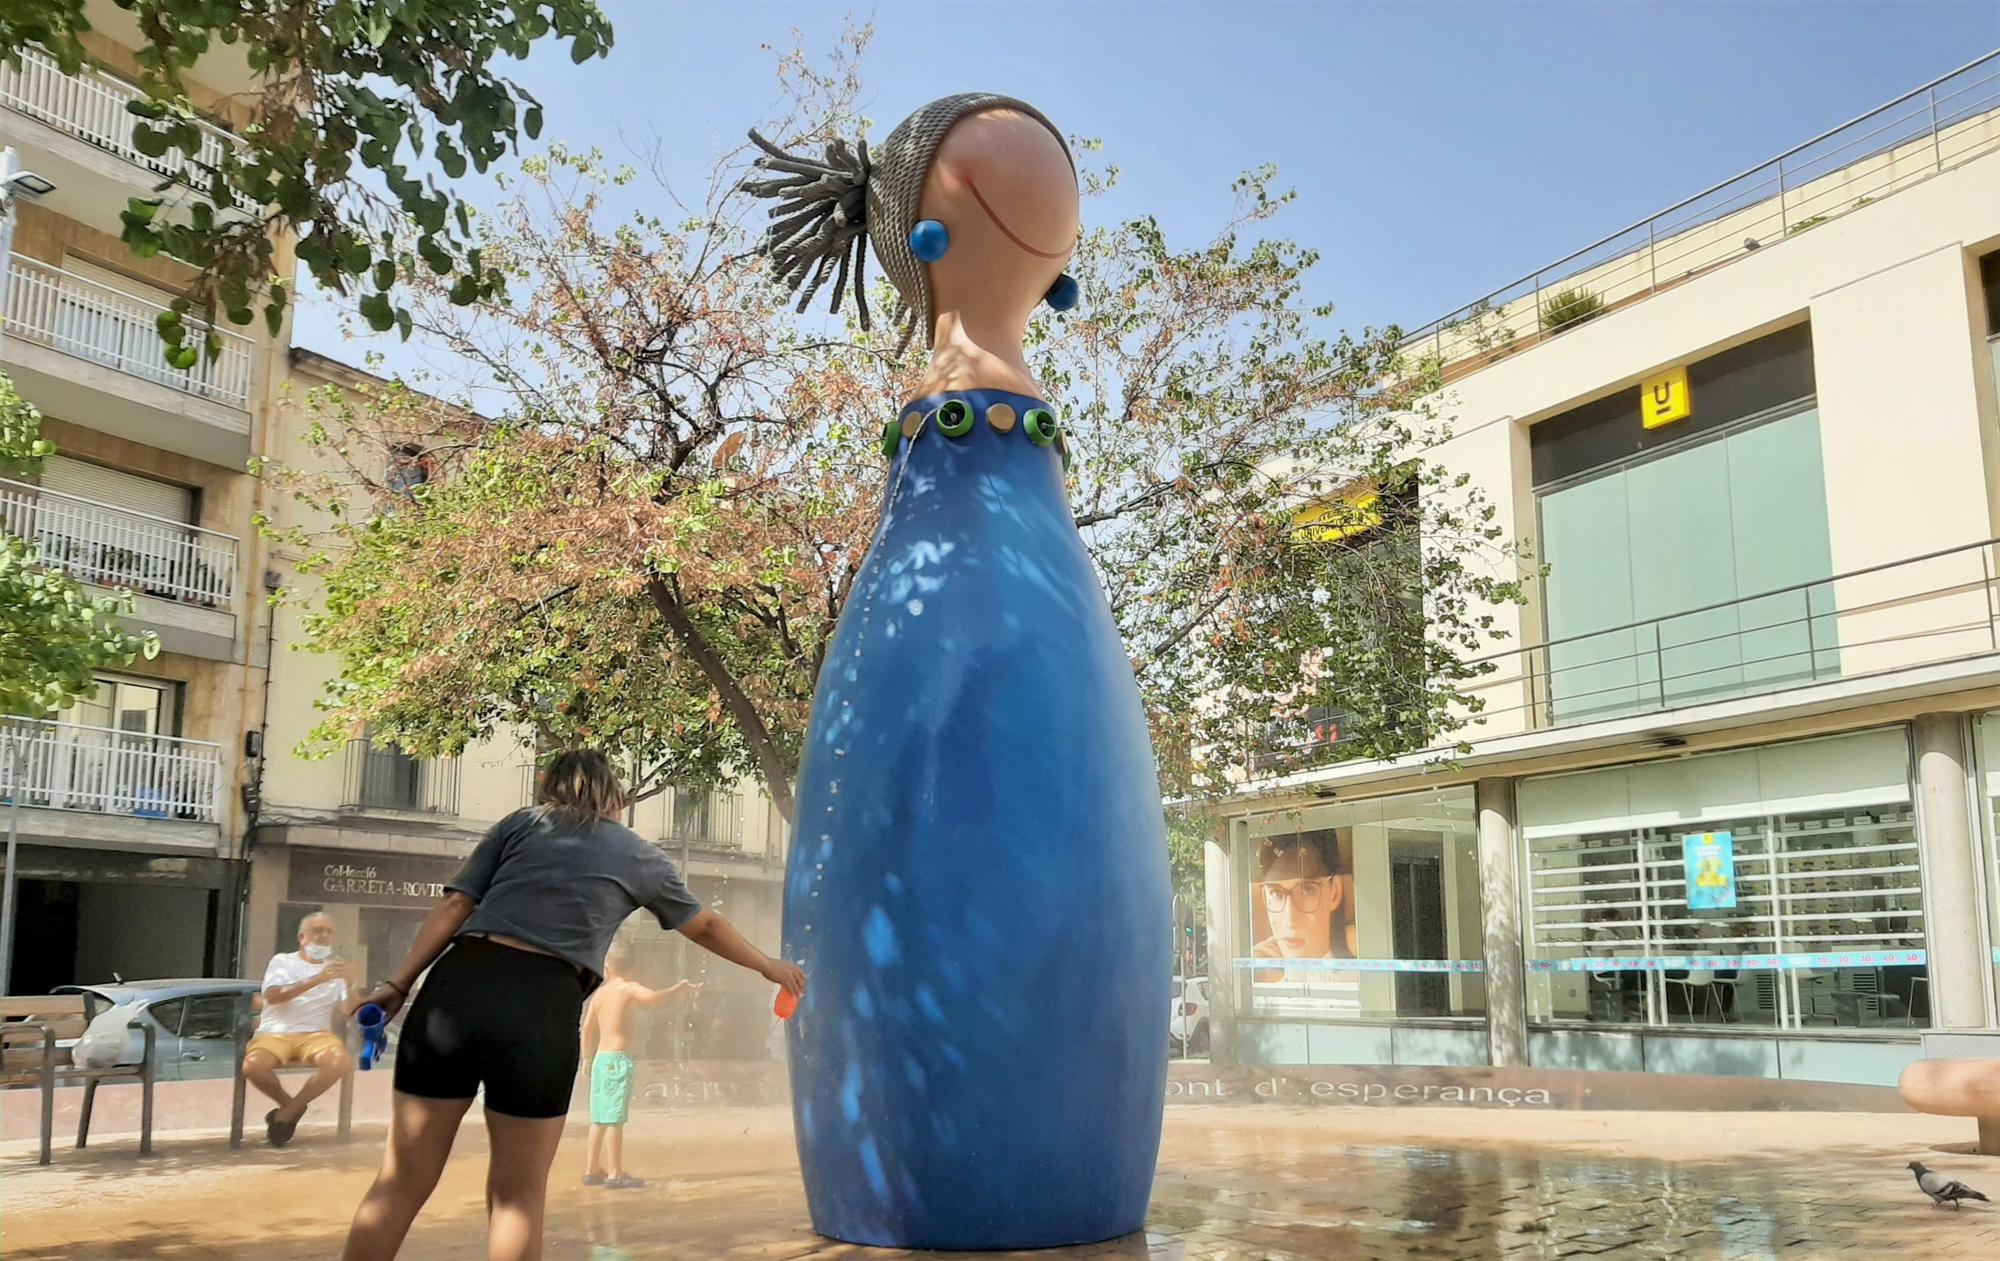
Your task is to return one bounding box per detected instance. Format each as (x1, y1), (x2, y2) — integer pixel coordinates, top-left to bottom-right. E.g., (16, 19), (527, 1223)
(645, 573), (798, 823)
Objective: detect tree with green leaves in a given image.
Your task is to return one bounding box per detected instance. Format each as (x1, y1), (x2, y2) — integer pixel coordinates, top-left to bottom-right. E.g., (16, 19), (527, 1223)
(0, 0), (609, 359)
(0, 373), (156, 718)
(271, 34), (1529, 824)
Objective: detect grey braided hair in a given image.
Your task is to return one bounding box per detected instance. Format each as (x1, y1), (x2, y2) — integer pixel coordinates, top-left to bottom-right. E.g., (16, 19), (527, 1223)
(744, 94), (1071, 351)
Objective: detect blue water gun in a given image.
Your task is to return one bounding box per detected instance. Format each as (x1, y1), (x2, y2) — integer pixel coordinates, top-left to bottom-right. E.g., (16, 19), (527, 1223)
(355, 1003), (390, 1070)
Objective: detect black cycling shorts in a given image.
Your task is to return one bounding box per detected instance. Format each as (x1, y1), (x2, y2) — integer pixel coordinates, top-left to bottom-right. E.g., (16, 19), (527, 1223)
(393, 935), (589, 1118)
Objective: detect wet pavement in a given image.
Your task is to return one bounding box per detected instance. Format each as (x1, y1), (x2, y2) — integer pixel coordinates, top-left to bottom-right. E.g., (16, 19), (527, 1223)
(6, 1104), (2000, 1258)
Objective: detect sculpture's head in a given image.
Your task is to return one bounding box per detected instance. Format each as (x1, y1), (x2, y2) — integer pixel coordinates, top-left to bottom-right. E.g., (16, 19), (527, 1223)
(745, 94), (1078, 350)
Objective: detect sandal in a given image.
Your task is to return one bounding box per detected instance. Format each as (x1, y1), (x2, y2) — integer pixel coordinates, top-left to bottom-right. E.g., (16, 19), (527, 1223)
(265, 1109), (299, 1148)
(582, 1172), (606, 1186)
(603, 1175), (647, 1190)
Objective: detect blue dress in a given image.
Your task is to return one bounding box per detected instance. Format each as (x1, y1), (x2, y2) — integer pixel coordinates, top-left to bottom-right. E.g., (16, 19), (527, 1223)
(784, 389), (1170, 1249)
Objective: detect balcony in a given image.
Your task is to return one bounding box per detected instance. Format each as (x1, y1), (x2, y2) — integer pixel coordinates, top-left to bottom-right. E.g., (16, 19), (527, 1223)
(1456, 538), (2000, 740)
(1, 253), (254, 466)
(0, 476), (236, 605)
(1, 716), (224, 824)
(663, 785), (743, 853)
(5, 253), (250, 405)
(342, 740), (460, 816)
(0, 45), (236, 236)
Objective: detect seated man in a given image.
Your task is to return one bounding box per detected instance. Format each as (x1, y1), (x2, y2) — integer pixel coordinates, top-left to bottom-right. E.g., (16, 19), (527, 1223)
(244, 911), (352, 1146)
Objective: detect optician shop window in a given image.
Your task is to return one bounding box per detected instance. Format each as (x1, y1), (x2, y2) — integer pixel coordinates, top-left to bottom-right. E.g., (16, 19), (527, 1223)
(1521, 727), (1925, 1031)
(1238, 787), (1484, 1021)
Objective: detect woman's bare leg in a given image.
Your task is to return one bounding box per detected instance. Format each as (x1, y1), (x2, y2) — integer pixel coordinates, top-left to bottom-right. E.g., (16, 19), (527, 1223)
(342, 1092), (474, 1260)
(483, 1108), (568, 1261)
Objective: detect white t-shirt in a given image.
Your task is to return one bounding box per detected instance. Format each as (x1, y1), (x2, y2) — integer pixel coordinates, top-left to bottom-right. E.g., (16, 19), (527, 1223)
(257, 951), (349, 1035)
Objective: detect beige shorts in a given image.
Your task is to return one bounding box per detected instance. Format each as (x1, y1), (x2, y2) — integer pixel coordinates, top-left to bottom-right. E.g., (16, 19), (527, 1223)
(245, 1031), (345, 1065)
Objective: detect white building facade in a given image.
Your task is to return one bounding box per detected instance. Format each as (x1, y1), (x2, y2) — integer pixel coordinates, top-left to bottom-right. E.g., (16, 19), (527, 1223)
(1205, 52), (2000, 1090)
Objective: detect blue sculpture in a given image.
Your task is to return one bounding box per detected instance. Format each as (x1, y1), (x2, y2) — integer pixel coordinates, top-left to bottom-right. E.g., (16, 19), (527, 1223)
(747, 97), (1171, 1249)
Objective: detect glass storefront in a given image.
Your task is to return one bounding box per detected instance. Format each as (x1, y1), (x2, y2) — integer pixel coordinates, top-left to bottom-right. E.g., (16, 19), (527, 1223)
(1520, 728), (1925, 1031)
(1236, 787), (1484, 1022)
(1976, 710), (2000, 1007)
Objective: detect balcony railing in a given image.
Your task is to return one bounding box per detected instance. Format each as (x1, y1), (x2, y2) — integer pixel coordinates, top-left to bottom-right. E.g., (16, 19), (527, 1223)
(0, 717), (223, 823)
(0, 477), (236, 606)
(1402, 51), (2000, 375)
(663, 785), (743, 851)
(1452, 537), (2000, 740)
(3, 253), (253, 407)
(342, 740), (460, 815)
(0, 45), (234, 187)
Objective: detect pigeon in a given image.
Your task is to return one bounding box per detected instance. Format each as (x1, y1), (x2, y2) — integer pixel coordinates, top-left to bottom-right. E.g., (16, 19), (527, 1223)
(1909, 1161), (1991, 1209)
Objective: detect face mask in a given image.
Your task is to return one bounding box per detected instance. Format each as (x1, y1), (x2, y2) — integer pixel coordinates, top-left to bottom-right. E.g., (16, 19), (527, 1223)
(303, 943), (333, 963)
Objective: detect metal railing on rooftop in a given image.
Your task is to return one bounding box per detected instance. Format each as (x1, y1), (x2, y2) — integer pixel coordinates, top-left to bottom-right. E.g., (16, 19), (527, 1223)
(0, 476), (237, 606)
(1243, 538), (2000, 784)
(1401, 50), (2000, 375)
(1462, 536), (2000, 736)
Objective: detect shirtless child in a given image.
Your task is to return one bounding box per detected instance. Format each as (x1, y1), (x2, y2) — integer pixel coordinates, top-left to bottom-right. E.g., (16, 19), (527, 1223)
(581, 939), (700, 1188)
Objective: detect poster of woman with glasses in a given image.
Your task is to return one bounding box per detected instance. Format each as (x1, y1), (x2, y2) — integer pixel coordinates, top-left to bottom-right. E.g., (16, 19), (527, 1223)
(1251, 830), (1359, 998)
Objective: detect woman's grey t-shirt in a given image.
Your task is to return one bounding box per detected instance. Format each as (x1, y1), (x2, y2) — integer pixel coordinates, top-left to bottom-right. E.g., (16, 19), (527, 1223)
(448, 807), (702, 980)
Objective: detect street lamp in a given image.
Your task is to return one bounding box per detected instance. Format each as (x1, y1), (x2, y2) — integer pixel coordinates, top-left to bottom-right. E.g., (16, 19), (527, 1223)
(0, 147), (54, 351)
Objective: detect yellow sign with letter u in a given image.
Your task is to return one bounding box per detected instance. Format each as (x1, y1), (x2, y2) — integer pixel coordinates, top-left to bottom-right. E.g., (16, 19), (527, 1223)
(1641, 366), (1691, 429)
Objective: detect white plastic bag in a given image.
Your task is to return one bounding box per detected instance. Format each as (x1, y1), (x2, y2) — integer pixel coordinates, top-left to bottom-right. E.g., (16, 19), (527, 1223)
(72, 1000), (147, 1069)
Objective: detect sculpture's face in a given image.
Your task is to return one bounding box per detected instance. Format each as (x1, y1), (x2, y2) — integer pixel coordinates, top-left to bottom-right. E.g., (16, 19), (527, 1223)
(918, 107), (1078, 336)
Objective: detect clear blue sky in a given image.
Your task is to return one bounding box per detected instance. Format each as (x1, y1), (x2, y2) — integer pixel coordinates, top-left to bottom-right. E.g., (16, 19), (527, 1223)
(293, 1), (2000, 385)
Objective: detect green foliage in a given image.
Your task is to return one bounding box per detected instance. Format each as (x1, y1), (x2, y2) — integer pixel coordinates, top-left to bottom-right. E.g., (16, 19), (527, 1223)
(1538, 287), (1603, 333)
(0, 374), (156, 717)
(1164, 808), (1208, 900)
(2, 0), (610, 349)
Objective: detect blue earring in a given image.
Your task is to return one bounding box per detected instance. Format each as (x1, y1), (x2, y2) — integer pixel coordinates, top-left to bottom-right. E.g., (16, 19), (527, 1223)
(909, 220), (950, 263)
(1045, 273), (1079, 312)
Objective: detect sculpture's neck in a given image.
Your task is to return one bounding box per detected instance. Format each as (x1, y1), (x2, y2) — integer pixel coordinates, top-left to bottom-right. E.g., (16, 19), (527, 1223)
(910, 306), (1041, 400)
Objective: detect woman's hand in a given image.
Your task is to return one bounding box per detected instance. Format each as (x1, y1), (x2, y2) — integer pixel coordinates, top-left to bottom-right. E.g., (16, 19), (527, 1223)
(762, 959), (806, 997)
(348, 983), (408, 1021)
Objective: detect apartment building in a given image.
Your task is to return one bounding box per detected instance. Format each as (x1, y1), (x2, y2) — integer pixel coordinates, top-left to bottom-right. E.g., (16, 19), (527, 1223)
(0, 26), (286, 990)
(1204, 52), (2000, 1092)
(0, 31), (789, 1043)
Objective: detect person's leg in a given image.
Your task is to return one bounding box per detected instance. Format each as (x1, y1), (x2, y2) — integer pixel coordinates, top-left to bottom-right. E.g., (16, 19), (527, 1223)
(342, 1092), (474, 1260)
(483, 1109), (568, 1261)
(604, 1123), (624, 1180)
(277, 1040), (352, 1123)
(584, 1124), (606, 1180)
(242, 1046), (294, 1111)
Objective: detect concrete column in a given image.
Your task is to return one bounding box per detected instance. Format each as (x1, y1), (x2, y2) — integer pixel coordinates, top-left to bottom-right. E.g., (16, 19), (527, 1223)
(1203, 818), (1239, 1066)
(1913, 713), (1990, 1030)
(1476, 777), (1530, 1067)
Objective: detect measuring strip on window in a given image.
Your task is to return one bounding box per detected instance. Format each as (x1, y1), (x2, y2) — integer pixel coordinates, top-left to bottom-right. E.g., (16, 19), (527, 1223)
(1527, 950), (1926, 973)
(1233, 958), (1488, 974)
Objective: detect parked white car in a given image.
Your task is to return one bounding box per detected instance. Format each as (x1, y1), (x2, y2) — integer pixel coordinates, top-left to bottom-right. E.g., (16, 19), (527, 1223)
(1170, 975), (1209, 1057)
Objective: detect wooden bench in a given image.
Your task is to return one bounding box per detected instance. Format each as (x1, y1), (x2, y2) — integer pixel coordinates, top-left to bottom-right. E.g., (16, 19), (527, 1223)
(227, 993), (356, 1148)
(0, 995), (156, 1165)
(1898, 1031), (2000, 1154)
